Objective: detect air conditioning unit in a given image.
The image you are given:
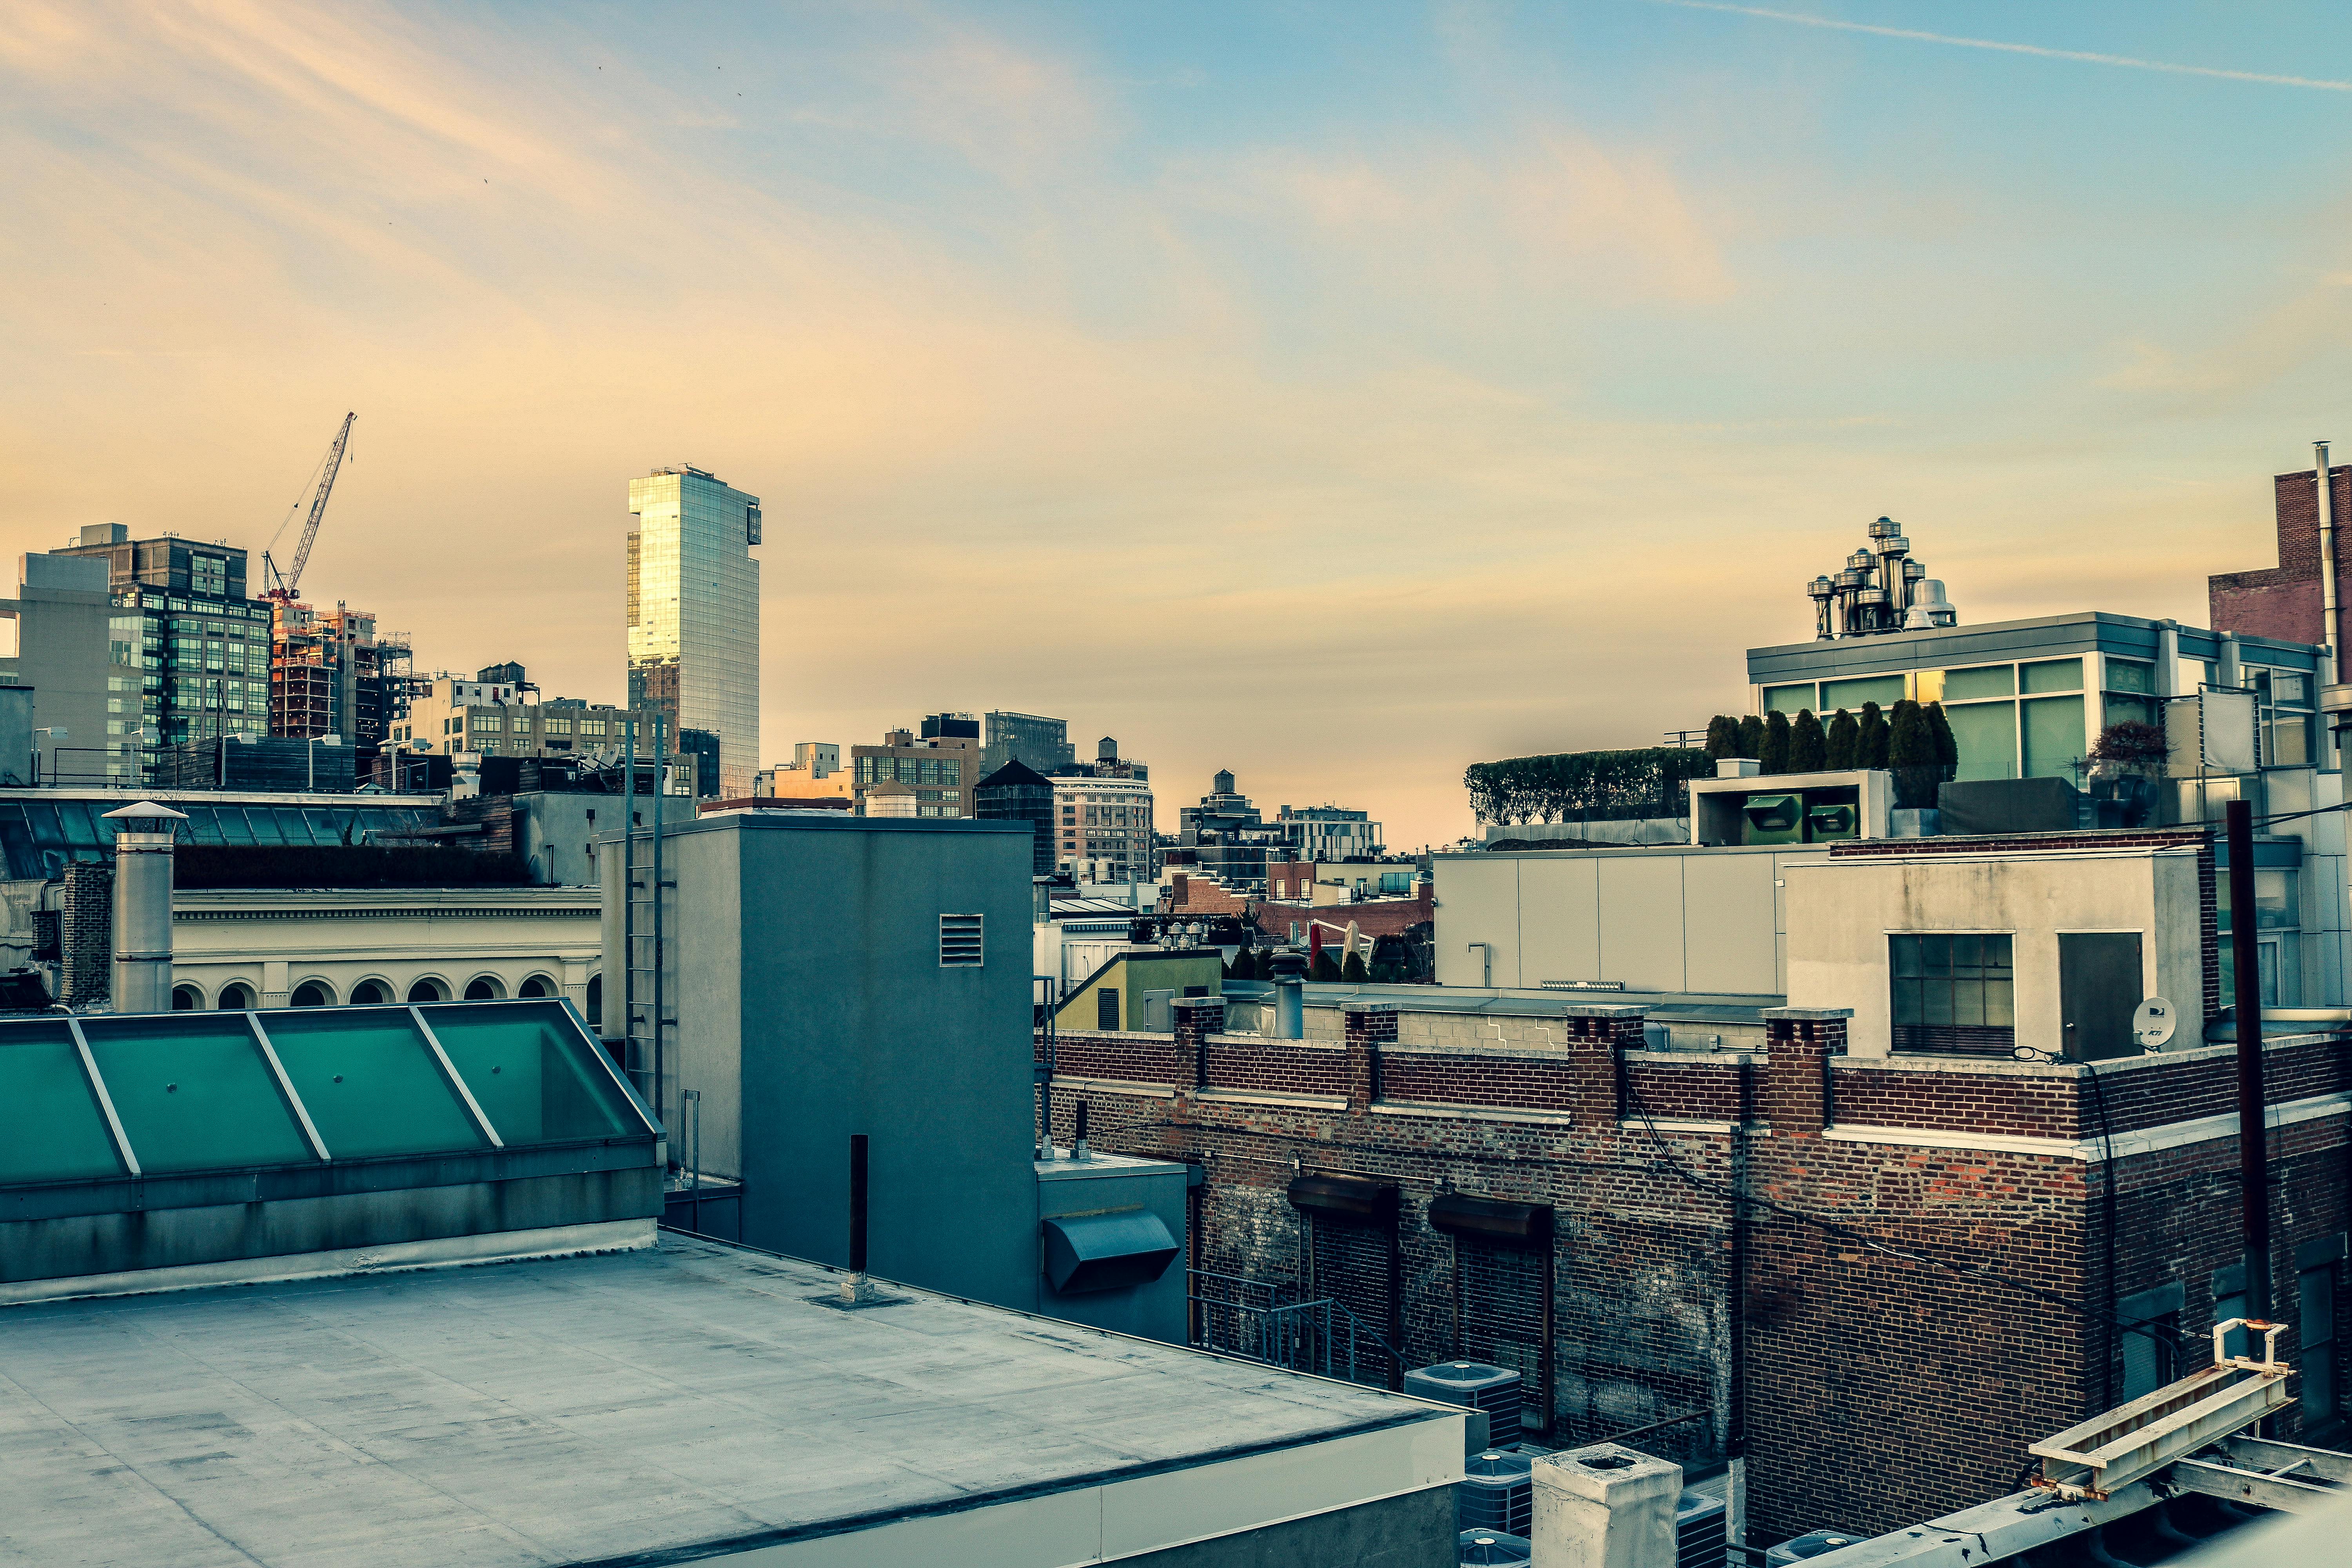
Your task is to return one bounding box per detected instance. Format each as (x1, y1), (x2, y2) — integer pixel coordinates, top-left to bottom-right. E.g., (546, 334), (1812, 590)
(1676, 1486), (1728, 1568)
(1457, 1527), (1532, 1566)
(1766, 1527), (1866, 1565)
(1455, 1448), (1534, 1537)
(1405, 1360), (1525, 1437)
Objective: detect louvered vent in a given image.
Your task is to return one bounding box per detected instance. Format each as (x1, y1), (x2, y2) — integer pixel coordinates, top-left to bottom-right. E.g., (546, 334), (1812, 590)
(940, 913), (984, 967)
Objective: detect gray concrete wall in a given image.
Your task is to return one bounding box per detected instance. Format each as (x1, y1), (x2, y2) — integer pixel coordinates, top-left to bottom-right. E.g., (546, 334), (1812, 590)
(660, 813), (1039, 1309)
(1435, 844), (1825, 994)
(0, 1165), (662, 1286)
(0, 554), (111, 786)
(1784, 845), (2205, 1058)
(1107, 1483), (1455, 1568)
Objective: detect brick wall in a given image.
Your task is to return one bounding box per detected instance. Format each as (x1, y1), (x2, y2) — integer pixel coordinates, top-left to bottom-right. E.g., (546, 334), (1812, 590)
(1037, 1002), (2352, 1544)
(60, 860), (112, 1006)
(2207, 465), (2349, 668)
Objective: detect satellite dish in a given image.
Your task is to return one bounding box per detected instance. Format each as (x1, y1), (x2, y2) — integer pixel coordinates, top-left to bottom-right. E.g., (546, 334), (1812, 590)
(2133, 997), (2177, 1050)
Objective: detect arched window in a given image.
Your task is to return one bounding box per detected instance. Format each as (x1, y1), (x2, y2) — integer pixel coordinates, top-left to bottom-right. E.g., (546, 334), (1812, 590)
(218, 982), (256, 1011)
(518, 975), (554, 999)
(350, 978), (391, 1006)
(407, 977), (448, 1003)
(172, 984), (202, 1012)
(290, 980), (334, 1008)
(464, 976), (505, 1001)
(585, 974), (603, 1026)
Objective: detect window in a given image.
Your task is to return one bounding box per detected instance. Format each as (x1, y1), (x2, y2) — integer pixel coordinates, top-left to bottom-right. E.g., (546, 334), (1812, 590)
(475, 715), (502, 733)
(1762, 683), (1816, 715)
(940, 913), (984, 967)
(544, 717), (572, 736)
(1889, 933), (2015, 1055)
(1822, 674), (1905, 711)
(581, 719), (606, 737)
(1944, 664), (2016, 701)
(2300, 1235), (2344, 1426)
(2212, 1262), (2250, 1361)
(2120, 1283), (2184, 1401)
(218, 982), (255, 1011)
(1097, 987), (1120, 1029)
(2021, 658), (2082, 693)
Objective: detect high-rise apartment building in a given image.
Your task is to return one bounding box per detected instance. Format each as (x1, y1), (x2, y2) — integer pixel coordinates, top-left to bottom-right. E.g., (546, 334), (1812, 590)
(626, 466), (761, 799)
(52, 524), (274, 783)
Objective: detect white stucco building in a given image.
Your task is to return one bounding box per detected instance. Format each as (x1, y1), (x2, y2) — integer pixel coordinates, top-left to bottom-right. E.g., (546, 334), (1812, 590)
(167, 886), (603, 1023)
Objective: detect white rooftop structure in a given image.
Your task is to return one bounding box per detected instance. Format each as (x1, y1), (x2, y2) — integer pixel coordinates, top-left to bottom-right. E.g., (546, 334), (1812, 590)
(0, 1235), (1466, 1567)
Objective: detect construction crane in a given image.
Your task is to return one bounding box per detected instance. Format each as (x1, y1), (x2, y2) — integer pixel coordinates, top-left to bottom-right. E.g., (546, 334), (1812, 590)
(261, 411), (356, 604)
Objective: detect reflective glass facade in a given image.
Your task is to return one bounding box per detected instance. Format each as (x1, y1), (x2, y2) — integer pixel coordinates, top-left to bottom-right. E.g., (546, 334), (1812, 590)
(627, 468), (760, 797)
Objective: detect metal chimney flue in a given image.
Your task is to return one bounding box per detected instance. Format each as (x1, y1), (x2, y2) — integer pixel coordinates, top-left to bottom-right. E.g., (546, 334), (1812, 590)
(840, 1132), (877, 1304)
(1806, 518), (1954, 639)
(102, 802), (189, 1014)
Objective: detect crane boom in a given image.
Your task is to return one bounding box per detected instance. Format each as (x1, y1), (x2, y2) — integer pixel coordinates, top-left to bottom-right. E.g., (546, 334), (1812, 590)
(265, 412), (354, 603)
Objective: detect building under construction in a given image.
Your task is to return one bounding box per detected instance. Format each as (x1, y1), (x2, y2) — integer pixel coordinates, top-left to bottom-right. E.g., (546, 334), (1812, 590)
(267, 599), (410, 765)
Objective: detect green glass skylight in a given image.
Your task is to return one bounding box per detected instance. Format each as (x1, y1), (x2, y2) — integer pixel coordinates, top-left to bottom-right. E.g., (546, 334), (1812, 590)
(0, 1000), (653, 1189)
(0, 1021), (125, 1185)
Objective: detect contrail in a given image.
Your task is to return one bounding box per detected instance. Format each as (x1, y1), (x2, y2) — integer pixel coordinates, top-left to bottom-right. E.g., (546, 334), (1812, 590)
(1642, 0), (2352, 93)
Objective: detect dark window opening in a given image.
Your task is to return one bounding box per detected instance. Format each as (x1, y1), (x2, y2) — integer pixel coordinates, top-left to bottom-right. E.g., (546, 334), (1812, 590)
(1098, 988), (1120, 1030)
(1891, 932), (2015, 1055)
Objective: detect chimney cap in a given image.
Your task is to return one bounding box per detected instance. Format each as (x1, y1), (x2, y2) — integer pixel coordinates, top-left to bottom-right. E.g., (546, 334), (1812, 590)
(102, 800), (190, 822)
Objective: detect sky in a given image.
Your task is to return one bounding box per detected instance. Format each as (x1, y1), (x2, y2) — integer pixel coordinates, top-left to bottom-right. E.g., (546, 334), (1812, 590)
(4, 2), (2350, 849)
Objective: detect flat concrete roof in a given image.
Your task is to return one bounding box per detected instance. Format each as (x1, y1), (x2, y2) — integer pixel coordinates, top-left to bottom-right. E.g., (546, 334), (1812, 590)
(0, 1235), (1457, 1567)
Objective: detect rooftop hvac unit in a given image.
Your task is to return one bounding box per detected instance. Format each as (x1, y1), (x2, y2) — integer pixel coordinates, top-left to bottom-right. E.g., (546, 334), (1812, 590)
(1766, 1527), (1866, 1565)
(1405, 1360), (1525, 1437)
(1676, 1487), (1728, 1568)
(1454, 1448), (1534, 1537)
(1457, 1527), (1532, 1566)
(1739, 794), (1803, 846)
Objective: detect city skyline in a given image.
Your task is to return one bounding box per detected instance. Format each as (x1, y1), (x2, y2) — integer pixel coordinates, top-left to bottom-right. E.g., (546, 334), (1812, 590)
(6, 4), (2349, 846)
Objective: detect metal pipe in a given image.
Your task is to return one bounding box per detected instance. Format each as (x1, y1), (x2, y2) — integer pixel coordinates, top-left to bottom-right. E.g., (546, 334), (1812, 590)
(2225, 799), (2273, 1324)
(102, 802), (187, 1014)
(652, 712), (665, 1147)
(848, 1132), (869, 1274)
(621, 716), (635, 1055)
(2317, 441), (2339, 687)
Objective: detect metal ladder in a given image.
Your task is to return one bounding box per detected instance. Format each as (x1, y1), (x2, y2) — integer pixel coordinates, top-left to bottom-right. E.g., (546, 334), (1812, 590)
(620, 714), (672, 1135)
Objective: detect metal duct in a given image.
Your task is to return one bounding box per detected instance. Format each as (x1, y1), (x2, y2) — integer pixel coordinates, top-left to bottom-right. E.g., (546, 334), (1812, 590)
(1808, 519), (1954, 638)
(103, 801), (189, 1014)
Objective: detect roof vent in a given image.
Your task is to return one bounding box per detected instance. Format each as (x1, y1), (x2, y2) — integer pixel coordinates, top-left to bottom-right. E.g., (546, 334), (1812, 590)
(1453, 1447), (1534, 1537)
(939, 913), (984, 967)
(1406, 1361), (1525, 1440)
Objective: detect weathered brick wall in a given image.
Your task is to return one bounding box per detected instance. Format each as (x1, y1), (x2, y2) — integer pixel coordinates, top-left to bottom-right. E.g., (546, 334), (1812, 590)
(1034, 1008), (2352, 1544)
(60, 860), (112, 1006)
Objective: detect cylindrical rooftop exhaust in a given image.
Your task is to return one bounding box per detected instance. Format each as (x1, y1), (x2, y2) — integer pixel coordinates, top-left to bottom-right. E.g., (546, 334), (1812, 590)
(103, 802), (188, 1014)
(1270, 949), (1307, 1039)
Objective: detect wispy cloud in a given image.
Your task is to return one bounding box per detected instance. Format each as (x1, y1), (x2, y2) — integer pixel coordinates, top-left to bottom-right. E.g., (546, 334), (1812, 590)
(1642, 1), (2352, 93)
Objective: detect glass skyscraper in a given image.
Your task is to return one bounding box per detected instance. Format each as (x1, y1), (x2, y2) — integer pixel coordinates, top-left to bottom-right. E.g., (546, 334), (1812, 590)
(626, 466), (761, 797)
